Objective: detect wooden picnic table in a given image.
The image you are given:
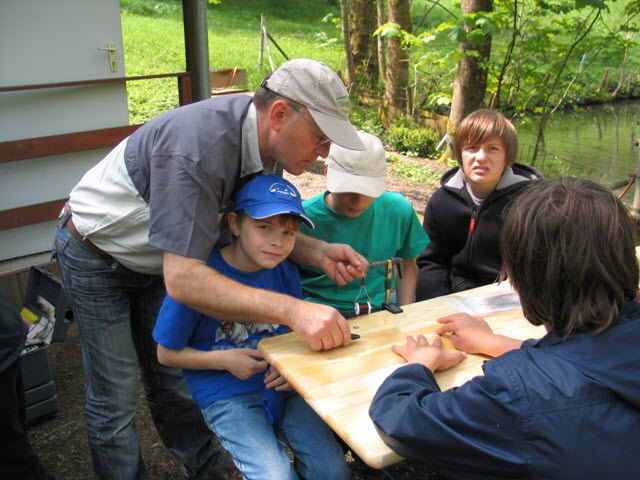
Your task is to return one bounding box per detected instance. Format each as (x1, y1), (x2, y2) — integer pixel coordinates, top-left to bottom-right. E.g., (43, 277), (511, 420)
(258, 281), (546, 469)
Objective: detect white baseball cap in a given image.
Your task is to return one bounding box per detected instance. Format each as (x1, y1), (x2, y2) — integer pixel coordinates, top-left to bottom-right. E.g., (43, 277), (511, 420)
(326, 131), (386, 198)
(261, 59), (365, 151)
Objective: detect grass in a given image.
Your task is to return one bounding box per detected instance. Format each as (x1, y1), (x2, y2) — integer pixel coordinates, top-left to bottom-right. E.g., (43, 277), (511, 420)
(122, 0), (344, 123)
(387, 152), (445, 189)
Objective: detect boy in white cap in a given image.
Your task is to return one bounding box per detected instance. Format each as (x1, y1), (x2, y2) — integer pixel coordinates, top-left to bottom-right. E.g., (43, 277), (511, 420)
(153, 175), (349, 480)
(53, 58), (367, 478)
(298, 131), (430, 316)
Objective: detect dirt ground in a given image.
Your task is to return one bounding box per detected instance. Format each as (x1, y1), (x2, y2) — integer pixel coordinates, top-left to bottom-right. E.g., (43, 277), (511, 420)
(27, 156), (449, 480)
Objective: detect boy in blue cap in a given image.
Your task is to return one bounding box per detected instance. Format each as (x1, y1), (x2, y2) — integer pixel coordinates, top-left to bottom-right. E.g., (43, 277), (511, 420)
(153, 175), (349, 480)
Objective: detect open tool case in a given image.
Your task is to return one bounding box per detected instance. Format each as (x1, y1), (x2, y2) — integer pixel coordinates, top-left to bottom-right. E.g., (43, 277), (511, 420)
(19, 267), (72, 424)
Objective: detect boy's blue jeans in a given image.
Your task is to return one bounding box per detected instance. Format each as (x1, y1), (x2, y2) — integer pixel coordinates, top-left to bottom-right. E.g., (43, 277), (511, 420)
(52, 224), (227, 479)
(202, 391), (350, 480)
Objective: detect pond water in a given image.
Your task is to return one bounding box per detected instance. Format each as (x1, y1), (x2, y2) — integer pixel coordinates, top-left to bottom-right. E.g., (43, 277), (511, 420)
(515, 100), (640, 186)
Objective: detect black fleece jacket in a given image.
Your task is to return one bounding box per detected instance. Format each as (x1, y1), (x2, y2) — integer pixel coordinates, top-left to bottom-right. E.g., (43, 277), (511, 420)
(415, 163), (542, 301)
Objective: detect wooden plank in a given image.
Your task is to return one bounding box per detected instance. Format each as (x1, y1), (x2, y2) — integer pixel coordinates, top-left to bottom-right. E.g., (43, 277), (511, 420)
(0, 72), (189, 93)
(0, 125), (141, 164)
(178, 75), (193, 106)
(258, 282), (546, 469)
(0, 198), (67, 231)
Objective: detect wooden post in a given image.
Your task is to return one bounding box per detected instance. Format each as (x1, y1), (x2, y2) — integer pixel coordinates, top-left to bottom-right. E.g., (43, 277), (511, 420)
(259, 15), (265, 69)
(259, 15), (289, 72)
(262, 22), (275, 72)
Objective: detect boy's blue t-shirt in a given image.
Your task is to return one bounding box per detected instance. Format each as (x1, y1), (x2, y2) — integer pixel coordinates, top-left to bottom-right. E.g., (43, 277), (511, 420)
(153, 248), (303, 409)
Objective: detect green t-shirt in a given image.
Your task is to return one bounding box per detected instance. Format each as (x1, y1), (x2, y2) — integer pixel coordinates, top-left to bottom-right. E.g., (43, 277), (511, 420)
(299, 191), (430, 312)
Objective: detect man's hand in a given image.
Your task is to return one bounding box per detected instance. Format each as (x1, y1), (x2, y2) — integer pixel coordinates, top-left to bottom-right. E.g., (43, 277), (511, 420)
(318, 242), (368, 286)
(392, 335), (466, 372)
(289, 301), (351, 351)
(163, 250), (353, 352)
(436, 313), (523, 357)
(221, 348), (268, 380)
(264, 365), (292, 391)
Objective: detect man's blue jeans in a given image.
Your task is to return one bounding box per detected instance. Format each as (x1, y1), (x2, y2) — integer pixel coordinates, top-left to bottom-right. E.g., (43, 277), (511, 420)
(53, 224), (227, 480)
(202, 391), (350, 480)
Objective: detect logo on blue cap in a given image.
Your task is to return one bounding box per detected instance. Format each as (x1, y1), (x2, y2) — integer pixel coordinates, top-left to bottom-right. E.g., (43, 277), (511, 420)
(269, 182), (298, 198)
(234, 175), (314, 229)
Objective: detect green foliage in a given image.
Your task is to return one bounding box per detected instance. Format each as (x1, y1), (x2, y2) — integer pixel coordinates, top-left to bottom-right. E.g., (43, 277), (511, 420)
(386, 152), (402, 163)
(119, 0), (640, 126)
(121, 0), (342, 123)
(392, 0), (640, 116)
(446, 157), (458, 169)
(349, 102), (385, 138)
(385, 117), (439, 158)
(121, 0), (182, 16)
(386, 154), (442, 187)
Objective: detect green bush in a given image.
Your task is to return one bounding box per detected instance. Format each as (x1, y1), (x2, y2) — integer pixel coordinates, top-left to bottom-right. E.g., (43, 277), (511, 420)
(349, 102), (385, 139)
(385, 118), (439, 158)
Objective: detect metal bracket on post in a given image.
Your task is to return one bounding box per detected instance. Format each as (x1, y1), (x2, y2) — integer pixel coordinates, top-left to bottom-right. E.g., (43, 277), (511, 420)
(366, 258), (404, 314)
(98, 42), (117, 73)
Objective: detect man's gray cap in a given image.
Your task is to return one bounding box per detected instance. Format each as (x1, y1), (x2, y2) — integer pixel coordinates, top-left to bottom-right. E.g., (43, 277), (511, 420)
(262, 59), (365, 151)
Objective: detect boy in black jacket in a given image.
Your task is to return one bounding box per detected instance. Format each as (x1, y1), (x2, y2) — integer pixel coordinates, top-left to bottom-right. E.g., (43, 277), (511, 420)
(416, 109), (541, 300)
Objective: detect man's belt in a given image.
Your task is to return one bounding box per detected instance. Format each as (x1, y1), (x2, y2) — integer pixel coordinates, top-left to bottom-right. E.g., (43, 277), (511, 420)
(60, 202), (111, 258)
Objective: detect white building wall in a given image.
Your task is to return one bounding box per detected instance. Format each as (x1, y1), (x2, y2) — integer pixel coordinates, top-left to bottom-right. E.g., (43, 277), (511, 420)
(0, 0), (130, 262)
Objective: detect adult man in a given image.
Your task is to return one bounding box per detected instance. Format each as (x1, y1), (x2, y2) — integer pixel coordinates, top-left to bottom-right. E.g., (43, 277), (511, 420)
(53, 59), (366, 479)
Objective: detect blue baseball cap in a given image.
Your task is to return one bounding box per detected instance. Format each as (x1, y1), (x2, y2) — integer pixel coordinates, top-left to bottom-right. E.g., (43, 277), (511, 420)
(234, 174), (315, 229)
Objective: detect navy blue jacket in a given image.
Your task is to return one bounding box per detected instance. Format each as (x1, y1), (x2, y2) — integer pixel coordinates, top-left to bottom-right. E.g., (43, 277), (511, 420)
(369, 301), (640, 479)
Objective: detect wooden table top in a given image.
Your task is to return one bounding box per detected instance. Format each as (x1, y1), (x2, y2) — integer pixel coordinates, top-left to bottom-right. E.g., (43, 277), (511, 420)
(258, 281), (547, 469)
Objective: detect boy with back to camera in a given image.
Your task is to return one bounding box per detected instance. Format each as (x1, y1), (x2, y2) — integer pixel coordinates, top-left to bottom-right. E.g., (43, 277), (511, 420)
(370, 178), (640, 479)
(415, 109), (541, 301)
(298, 131), (430, 316)
(153, 175), (349, 480)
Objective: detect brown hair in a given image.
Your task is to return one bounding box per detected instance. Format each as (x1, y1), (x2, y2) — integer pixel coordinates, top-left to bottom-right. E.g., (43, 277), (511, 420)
(500, 178), (639, 336)
(233, 210), (302, 229)
(452, 109), (518, 167)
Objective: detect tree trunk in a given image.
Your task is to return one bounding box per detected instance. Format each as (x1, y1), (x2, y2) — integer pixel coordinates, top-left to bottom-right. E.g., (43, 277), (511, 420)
(349, 0), (379, 92)
(530, 9), (600, 165)
(382, 0), (412, 125)
(611, 34), (631, 100)
(489, 0), (518, 109)
(448, 0), (493, 133)
(376, 0), (387, 83)
(340, 0), (356, 91)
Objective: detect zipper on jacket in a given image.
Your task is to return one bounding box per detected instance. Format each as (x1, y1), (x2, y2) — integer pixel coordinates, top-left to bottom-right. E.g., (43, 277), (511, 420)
(466, 208), (479, 264)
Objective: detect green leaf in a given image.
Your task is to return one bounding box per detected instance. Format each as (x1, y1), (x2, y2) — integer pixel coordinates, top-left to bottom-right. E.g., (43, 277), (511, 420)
(420, 34), (437, 44)
(468, 30), (488, 47)
(448, 26), (467, 43)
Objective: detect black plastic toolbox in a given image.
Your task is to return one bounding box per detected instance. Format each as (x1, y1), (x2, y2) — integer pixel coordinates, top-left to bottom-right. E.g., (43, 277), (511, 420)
(19, 267), (72, 424)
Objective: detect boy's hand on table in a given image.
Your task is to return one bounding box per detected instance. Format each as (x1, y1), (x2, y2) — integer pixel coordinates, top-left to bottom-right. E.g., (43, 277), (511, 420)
(318, 243), (368, 286)
(435, 313), (495, 354)
(289, 301), (351, 351)
(436, 313), (523, 357)
(264, 365), (292, 391)
(392, 335), (466, 372)
(222, 348), (268, 380)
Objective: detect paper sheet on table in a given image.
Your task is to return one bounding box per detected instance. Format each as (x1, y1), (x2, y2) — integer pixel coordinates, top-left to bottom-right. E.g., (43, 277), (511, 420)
(443, 291), (521, 316)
